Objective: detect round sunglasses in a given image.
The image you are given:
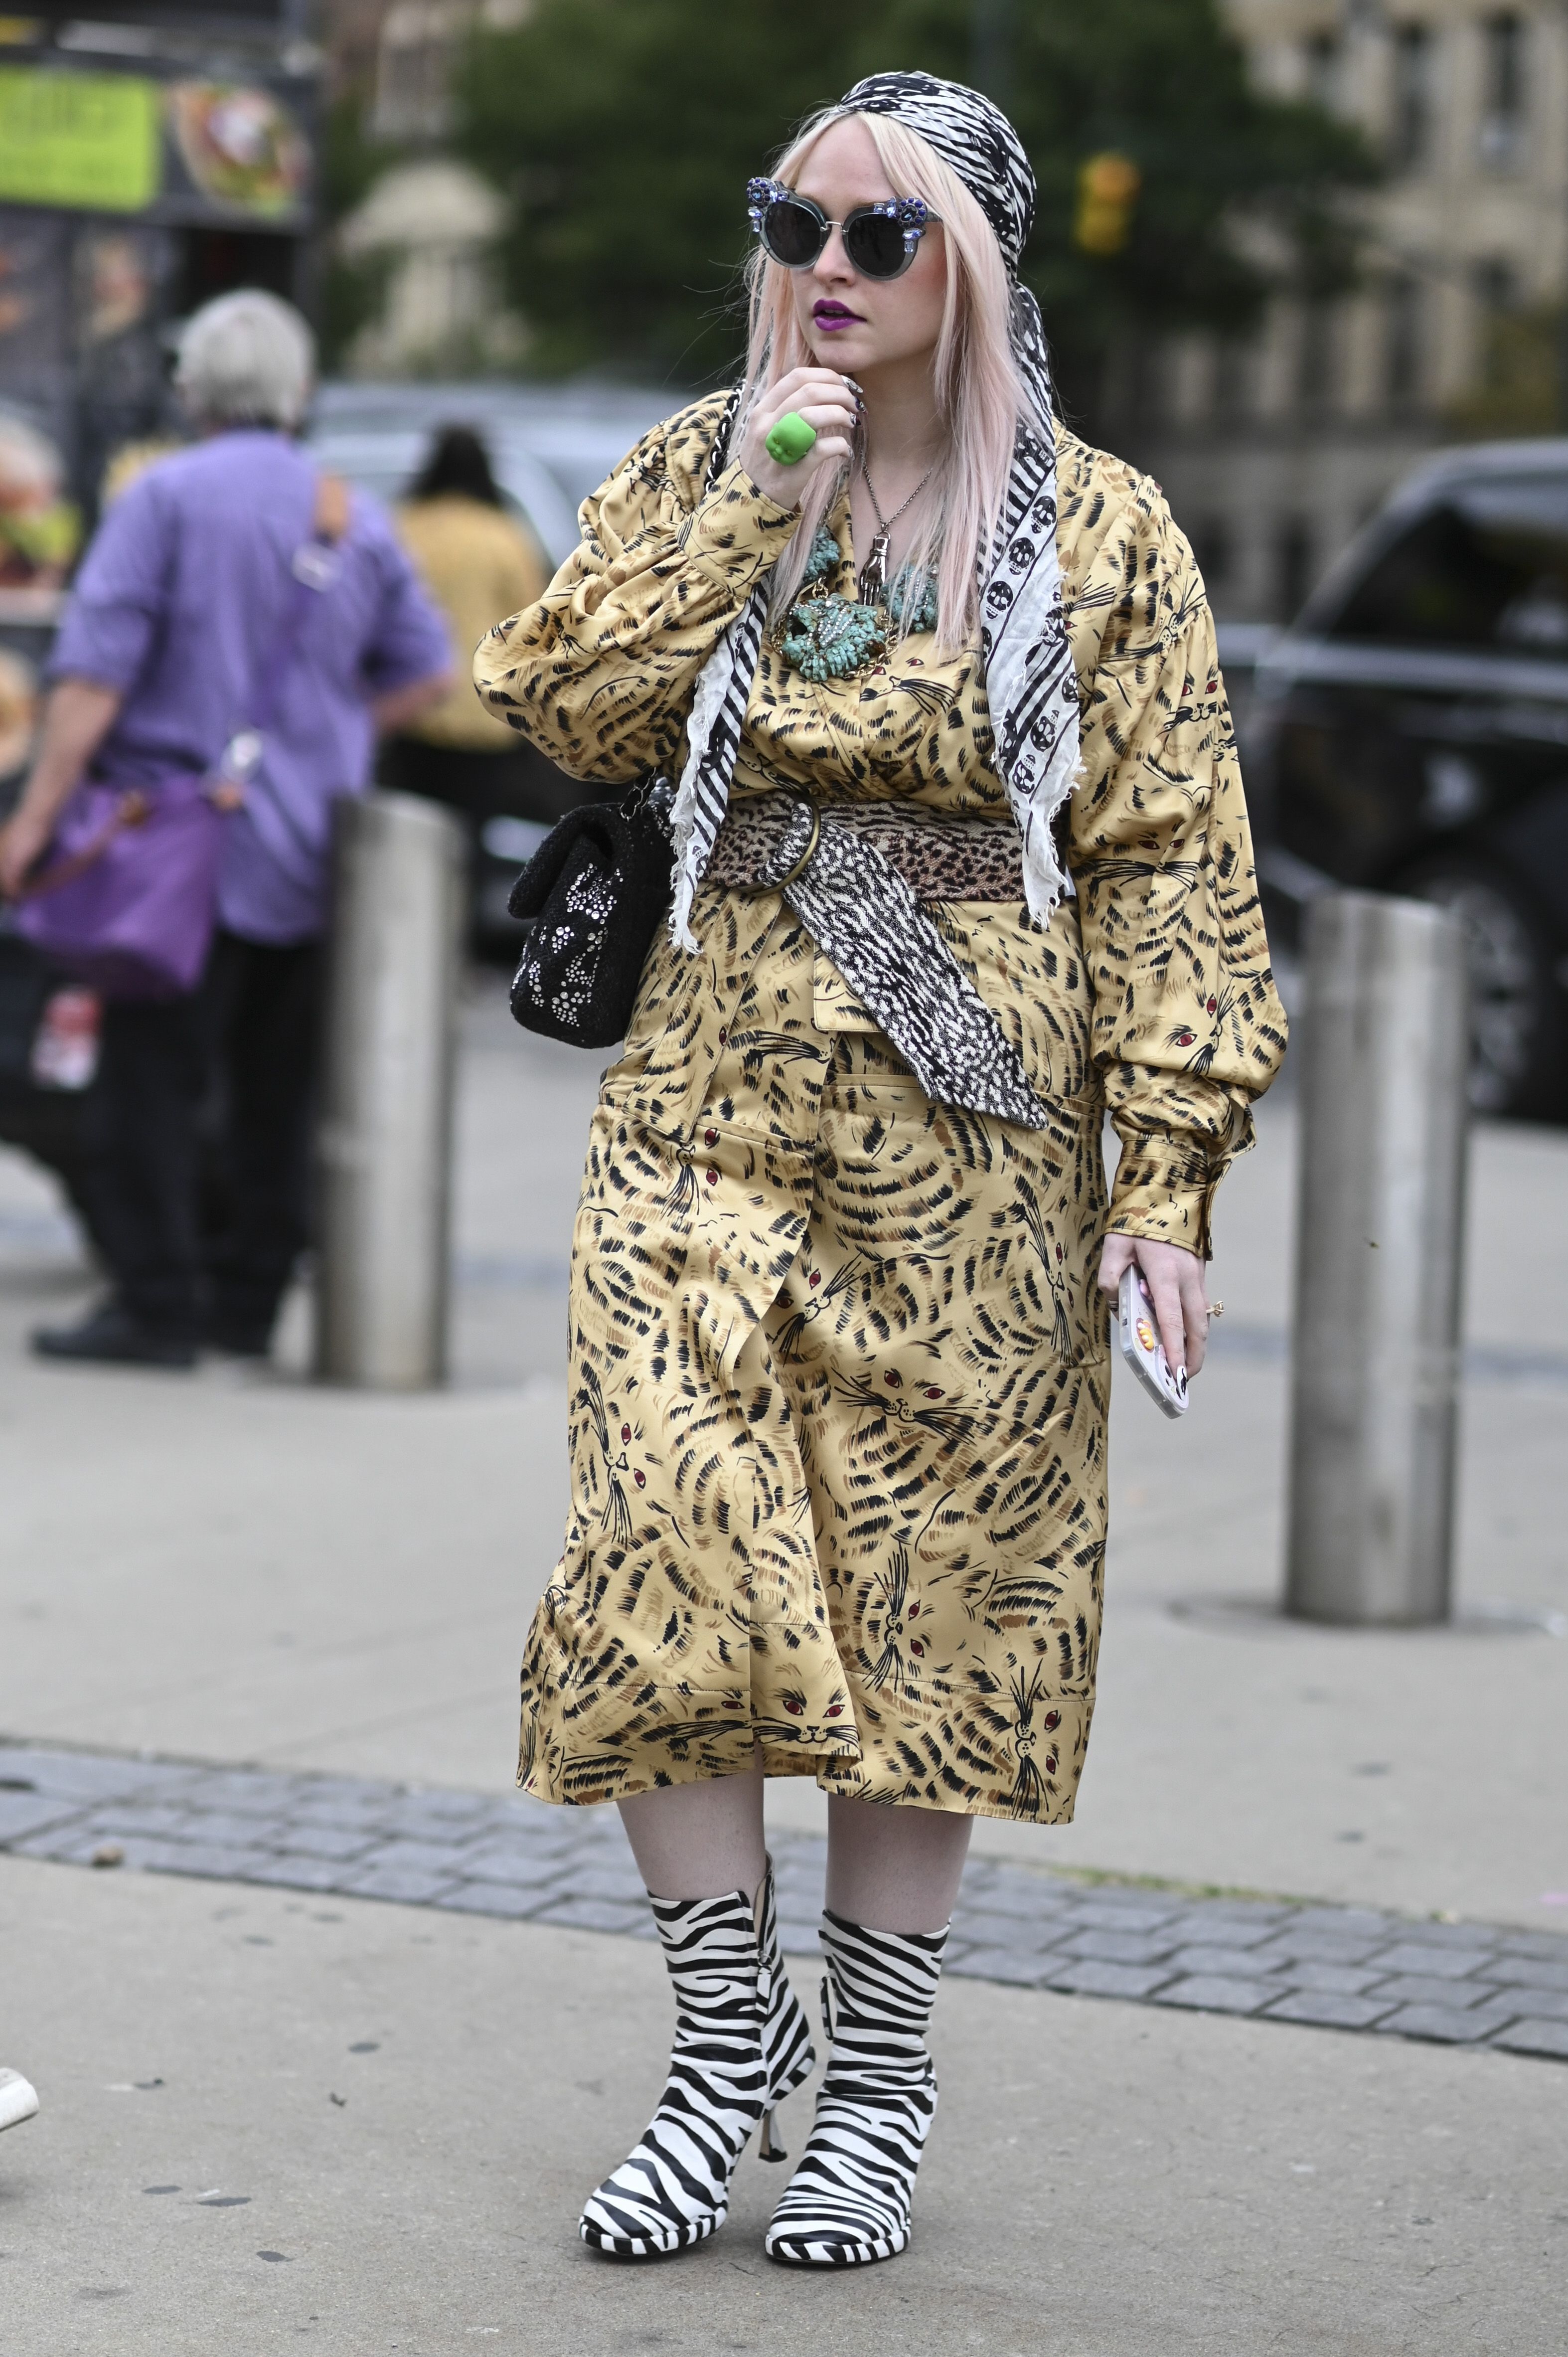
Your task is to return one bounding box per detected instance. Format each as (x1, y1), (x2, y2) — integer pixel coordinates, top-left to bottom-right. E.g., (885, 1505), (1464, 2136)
(746, 177), (940, 281)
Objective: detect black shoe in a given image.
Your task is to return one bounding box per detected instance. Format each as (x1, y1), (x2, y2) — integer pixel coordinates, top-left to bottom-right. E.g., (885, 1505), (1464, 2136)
(204, 1327), (272, 1360)
(31, 1302), (197, 1369)
(202, 1311), (274, 1359)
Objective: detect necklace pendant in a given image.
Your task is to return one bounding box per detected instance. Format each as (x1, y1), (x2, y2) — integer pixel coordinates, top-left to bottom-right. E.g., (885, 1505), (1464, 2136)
(858, 529), (890, 605)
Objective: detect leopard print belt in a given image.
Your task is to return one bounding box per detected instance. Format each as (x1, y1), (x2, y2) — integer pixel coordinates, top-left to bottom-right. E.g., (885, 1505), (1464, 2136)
(702, 794), (1046, 1129)
(707, 794), (1027, 902)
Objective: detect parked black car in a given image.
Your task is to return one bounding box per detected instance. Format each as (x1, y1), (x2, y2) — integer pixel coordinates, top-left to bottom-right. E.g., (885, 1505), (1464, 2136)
(1249, 437), (1568, 1118)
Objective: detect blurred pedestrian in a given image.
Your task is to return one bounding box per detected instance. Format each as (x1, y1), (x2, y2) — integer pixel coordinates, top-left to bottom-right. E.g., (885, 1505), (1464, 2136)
(476, 75), (1285, 2269)
(0, 289), (451, 1367)
(384, 425), (551, 852)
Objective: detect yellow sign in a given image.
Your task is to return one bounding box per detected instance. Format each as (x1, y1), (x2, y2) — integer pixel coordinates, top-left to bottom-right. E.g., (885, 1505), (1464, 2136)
(0, 69), (160, 212)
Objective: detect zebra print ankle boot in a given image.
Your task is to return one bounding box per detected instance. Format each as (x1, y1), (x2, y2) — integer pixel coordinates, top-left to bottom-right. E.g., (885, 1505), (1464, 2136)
(763, 1908), (948, 2268)
(578, 1863), (815, 2260)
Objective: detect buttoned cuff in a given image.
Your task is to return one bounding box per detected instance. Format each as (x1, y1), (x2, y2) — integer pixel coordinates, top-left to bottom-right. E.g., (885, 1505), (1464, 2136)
(1106, 1128), (1227, 1262)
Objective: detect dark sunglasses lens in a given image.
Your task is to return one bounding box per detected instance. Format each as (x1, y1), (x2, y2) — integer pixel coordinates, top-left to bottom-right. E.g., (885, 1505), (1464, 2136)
(844, 212), (910, 278)
(763, 199), (825, 268)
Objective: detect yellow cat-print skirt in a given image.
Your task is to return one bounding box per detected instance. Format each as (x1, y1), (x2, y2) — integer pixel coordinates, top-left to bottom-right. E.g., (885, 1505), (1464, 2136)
(518, 888), (1110, 1824)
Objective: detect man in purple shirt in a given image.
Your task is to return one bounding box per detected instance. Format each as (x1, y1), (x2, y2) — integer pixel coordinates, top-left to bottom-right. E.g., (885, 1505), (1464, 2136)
(0, 291), (451, 1366)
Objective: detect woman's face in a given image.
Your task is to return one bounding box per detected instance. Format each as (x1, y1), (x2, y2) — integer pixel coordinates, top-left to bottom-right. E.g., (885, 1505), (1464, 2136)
(787, 117), (947, 379)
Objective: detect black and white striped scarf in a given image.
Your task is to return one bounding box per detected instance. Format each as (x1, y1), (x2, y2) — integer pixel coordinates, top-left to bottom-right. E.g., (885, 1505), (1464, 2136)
(667, 70), (1080, 953)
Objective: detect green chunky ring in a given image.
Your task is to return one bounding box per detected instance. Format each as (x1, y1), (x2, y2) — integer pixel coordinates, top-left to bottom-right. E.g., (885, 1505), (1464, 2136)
(764, 411), (817, 465)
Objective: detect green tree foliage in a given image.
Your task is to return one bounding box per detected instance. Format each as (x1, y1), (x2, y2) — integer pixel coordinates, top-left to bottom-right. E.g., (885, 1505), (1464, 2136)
(454, 0), (1374, 405)
(455, 0), (865, 381)
(317, 95), (404, 370)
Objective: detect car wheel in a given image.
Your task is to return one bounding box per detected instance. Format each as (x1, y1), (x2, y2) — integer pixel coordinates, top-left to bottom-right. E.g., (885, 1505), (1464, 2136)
(1398, 858), (1566, 1119)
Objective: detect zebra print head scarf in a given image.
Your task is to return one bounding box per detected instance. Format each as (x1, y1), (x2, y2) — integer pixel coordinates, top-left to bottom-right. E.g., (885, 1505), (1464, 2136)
(668, 70), (1080, 951)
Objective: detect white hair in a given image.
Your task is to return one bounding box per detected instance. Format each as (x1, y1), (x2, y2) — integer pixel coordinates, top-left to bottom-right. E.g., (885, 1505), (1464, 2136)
(173, 289), (315, 430)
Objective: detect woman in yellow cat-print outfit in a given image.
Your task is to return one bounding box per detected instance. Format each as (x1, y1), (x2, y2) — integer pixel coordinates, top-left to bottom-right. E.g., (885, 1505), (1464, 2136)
(475, 72), (1285, 2273)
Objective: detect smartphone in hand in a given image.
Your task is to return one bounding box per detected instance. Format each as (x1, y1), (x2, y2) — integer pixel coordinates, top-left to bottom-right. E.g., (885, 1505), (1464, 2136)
(1116, 1264), (1188, 1419)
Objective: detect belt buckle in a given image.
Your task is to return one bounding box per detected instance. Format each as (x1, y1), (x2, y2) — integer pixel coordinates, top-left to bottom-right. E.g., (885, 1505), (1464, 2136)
(769, 800), (821, 891)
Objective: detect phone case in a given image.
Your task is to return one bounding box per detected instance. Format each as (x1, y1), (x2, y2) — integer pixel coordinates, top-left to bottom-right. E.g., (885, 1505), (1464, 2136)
(1116, 1265), (1189, 1419)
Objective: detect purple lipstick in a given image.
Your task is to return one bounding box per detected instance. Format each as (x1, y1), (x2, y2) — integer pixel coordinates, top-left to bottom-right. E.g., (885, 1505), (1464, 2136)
(812, 299), (863, 334)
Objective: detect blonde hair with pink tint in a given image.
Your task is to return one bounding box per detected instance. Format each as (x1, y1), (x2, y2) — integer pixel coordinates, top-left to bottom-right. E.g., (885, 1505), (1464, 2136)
(741, 108), (1027, 654)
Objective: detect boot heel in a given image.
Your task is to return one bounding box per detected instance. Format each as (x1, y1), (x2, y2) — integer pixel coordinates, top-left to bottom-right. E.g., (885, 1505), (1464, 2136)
(757, 2107), (787, 2163)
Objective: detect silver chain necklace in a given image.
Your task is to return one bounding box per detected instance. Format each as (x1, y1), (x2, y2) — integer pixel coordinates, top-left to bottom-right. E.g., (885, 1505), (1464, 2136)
(857, 452), (937, 603)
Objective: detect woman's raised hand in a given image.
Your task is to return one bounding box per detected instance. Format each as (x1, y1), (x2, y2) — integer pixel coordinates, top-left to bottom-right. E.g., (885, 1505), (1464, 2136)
(736, 366), (859, 509)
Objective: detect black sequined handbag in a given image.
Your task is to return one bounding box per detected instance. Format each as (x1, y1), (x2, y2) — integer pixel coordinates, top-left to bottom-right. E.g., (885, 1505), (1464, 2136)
(505, 777), (674, 1048)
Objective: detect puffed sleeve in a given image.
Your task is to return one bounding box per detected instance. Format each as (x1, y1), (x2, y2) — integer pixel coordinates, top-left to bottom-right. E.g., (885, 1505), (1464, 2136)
(1061, 445), (1287, 1260)
(472, 393), (799, 784)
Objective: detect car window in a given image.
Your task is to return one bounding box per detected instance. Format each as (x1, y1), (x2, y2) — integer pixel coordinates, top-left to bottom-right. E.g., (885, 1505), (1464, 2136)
(1330, 474), (1568, 652)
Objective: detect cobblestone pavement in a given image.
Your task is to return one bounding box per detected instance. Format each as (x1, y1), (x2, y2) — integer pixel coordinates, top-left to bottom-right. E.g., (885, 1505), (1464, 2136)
(4, 1737), (1568, 2064)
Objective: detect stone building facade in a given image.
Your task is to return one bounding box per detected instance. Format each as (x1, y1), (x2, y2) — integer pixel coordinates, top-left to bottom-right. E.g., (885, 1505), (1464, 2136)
(1130, 0), (1568, 621)
(325, 0), (530, 373)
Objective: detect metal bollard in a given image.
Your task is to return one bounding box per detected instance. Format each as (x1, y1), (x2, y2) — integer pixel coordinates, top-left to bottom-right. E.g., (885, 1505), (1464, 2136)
(1284, 891), (1471, 1625)
(314, 792), (465, 1389)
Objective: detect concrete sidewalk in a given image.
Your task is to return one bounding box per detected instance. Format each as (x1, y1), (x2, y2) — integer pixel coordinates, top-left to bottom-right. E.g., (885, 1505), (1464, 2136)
(4, 1853), (1564, 2357)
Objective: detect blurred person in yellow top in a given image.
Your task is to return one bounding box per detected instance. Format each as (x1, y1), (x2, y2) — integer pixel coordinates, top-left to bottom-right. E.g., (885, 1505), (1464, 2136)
(383, 425), (554, 853)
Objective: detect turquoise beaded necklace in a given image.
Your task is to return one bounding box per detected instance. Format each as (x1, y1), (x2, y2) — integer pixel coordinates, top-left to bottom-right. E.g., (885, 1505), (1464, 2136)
(778, 527), (939, 686)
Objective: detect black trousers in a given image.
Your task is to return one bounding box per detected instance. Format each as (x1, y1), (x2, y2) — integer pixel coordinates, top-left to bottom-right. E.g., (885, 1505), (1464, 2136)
(94, 930), (322, 1344)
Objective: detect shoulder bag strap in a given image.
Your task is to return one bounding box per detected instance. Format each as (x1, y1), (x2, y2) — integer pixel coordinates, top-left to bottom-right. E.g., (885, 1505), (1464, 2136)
(216, 472), (350, 803)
